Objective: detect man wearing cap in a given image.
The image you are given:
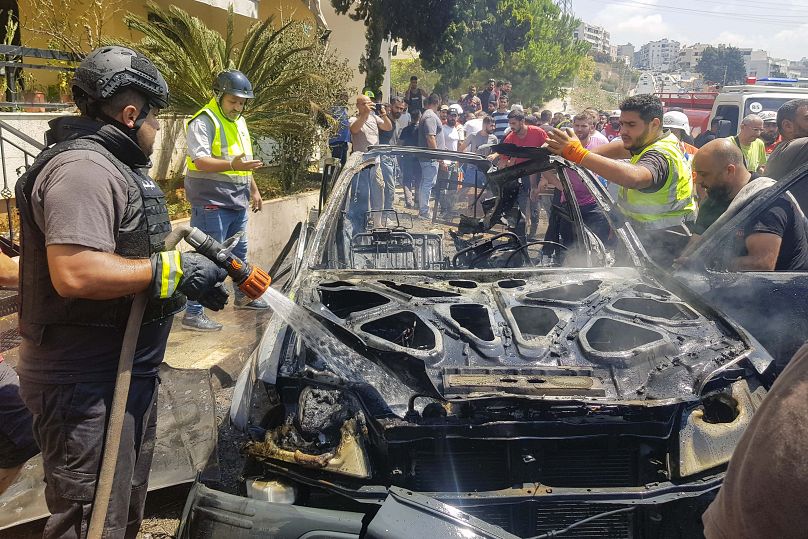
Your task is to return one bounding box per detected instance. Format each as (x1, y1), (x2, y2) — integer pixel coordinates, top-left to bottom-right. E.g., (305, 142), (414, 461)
(759, 111), (781, 154)
(184, 69), (268, 331)
(546, 94), (696, 265)
(603, 110), (621, 141)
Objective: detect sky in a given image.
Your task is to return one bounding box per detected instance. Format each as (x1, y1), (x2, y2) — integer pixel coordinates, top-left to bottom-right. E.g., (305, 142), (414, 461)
(572, 0), (808, 61)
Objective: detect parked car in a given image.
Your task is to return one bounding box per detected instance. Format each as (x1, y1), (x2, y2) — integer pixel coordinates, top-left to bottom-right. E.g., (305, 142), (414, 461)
(178, 147), (776, 538)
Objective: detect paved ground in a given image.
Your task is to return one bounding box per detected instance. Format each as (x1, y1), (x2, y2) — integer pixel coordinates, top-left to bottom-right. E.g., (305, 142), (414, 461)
(0, 296), (274, 539)
(163, 300), (273, 388)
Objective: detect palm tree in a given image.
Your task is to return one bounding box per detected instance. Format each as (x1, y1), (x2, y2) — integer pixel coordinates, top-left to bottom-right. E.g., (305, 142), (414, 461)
(124, 2), (352, 189)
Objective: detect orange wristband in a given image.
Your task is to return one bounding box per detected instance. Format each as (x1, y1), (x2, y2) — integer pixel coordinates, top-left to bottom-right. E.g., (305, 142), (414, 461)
(561, 140), (591, 164)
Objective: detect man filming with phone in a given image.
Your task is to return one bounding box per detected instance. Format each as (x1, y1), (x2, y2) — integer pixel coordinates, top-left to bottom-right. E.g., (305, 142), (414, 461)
(346, 94), (392, 234)
(183, 69), (268, 332)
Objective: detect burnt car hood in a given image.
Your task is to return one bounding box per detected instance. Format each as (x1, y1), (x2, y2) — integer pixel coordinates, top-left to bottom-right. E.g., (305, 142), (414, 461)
(295, 267), (762, 407)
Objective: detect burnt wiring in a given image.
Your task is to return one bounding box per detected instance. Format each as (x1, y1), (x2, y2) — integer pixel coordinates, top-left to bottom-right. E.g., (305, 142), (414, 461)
(525, 506), (636, 538)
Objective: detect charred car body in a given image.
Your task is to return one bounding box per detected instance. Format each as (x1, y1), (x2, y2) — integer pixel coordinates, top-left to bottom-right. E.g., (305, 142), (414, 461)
(179, 147), (775, 538)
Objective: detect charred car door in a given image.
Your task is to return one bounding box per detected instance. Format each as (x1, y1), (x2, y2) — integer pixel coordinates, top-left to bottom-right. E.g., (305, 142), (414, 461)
(677, 168), (808, 368)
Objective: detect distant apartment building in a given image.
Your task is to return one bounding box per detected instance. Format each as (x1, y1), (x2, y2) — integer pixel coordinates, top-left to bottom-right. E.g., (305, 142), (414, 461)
(634, 39), (681, 71)
(677, 43), (709, 72)
(574, 21), (611, 57)
(616, 43), (635, 66)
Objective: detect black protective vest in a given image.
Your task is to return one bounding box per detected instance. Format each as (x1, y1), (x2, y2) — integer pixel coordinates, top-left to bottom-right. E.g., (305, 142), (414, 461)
(16, 137), (185, 344)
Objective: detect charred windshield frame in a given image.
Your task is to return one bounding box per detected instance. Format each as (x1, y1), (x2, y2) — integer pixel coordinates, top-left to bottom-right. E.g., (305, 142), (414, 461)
(309, 147), (643, 272)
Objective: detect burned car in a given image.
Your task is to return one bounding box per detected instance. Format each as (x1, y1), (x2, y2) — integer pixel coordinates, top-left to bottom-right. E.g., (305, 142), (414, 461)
(178, 147), (775, 538)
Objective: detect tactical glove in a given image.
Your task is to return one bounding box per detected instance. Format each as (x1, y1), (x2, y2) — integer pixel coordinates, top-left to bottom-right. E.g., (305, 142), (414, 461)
(150, 251), (229, 311)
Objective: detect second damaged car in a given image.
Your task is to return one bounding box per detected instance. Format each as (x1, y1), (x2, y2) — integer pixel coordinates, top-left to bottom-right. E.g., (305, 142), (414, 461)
(179, 147), (775, 538)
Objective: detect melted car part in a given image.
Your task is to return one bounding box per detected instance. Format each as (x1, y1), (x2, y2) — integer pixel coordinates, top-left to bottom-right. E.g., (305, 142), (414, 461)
(611, 297), (699, 322)
(447, 280), (477, 289)
(526, 280), (602, 303)
(497, 278), (526, 289)
(361, 311), (436, 350)
(379, 280), (461, 298)
(319, 288), (390, 318)
(449, 304), (495, 341)
(582, 318), (665, 353)
(510, 306), (559, 339)
(246, 419), (370, 479)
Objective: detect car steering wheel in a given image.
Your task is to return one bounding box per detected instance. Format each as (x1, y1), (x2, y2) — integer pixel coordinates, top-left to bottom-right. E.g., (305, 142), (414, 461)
(504, 241), (568, 267)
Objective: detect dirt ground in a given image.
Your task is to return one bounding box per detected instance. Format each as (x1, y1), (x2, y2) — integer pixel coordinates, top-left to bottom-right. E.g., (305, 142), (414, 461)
(1, 385), (246, 539)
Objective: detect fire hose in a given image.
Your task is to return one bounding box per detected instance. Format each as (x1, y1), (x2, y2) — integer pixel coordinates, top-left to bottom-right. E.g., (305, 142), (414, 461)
(87, 225), (271, 537)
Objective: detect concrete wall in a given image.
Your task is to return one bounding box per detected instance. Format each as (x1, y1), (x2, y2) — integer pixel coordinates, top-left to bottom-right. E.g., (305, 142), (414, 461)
(0, 112), (190, 196)
(245, 190), (319, 268)
(172, 190), (319, 269)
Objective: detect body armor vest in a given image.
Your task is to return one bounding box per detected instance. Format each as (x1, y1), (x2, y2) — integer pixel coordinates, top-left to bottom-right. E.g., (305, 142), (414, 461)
(16, 138), (185, 344)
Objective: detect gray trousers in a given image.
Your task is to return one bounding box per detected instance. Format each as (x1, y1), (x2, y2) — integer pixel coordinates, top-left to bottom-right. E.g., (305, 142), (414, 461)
(19, 376), (159, 539)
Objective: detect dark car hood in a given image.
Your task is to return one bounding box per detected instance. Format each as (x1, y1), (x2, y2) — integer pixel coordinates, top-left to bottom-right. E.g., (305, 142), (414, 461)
(296, 267), (753, 405)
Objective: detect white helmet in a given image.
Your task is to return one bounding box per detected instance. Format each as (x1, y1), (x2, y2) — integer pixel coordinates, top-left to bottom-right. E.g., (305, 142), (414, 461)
(610, 109), (621, 118)
(663, 111), (691, 133)
(448, 103), (463, 115)
(758, 110), (777, 123)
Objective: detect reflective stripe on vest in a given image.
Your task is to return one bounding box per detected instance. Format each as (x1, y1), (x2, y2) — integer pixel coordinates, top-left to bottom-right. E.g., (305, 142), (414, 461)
(185, 97), (253, 184)
(618, 133), (696, 230)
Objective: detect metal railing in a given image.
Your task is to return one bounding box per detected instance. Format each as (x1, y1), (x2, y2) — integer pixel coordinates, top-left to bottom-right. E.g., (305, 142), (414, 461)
(0, 45), (81, 110)
(0, 118), (44, 254)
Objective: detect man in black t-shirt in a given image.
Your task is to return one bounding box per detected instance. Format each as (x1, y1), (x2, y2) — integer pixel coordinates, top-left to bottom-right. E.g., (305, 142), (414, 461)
(733, 195), (808, 271)
(690, 139), (808, 271)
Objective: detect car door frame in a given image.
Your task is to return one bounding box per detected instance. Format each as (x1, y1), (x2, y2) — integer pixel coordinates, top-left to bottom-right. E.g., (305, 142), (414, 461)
(678, 163), (808, 366)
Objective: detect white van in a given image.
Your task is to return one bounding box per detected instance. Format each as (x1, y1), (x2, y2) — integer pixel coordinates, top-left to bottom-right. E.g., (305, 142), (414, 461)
(709, 85), (808, 134)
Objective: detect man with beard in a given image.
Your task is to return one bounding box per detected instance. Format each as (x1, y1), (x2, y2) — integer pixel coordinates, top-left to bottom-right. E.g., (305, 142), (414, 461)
(404, 75), (427, 114)
(460, 85), (482, 114)
(766, 99), (808, 181)
(184, 69), (268, 331)
(546, 94), (696, 265)
(15, 46), (228, 537)
(759, 111), (780, 154)
(603, 110), (621, 141)
(477, 79), (497, 114)
(688, 138), (808, 271)
(496, 110), (548, 239)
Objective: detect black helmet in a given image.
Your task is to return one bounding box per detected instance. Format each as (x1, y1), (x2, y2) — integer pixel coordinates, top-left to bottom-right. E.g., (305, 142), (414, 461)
(72, 46), (170, 109)
(213, 70), (254, 99)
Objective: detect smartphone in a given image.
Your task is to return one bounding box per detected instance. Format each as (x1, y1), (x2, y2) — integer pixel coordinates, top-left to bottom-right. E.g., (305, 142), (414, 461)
(375, 103), (383, 114)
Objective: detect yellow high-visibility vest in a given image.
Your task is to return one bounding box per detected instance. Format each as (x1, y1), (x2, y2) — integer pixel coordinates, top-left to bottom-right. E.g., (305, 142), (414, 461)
(185, 97), (253, 184)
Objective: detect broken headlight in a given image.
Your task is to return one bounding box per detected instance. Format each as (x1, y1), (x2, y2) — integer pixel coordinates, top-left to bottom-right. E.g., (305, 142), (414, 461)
(676, 378), (767, 477)
(245, 387), (372, 479)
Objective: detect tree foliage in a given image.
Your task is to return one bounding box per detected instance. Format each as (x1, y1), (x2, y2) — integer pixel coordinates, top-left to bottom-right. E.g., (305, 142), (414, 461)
(331, 0), (531, 95)
(333, 0), (587, 104)
(22, 0), (119, 55)
(123, 3), (352, 191)
(696, 46), (747, 85)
